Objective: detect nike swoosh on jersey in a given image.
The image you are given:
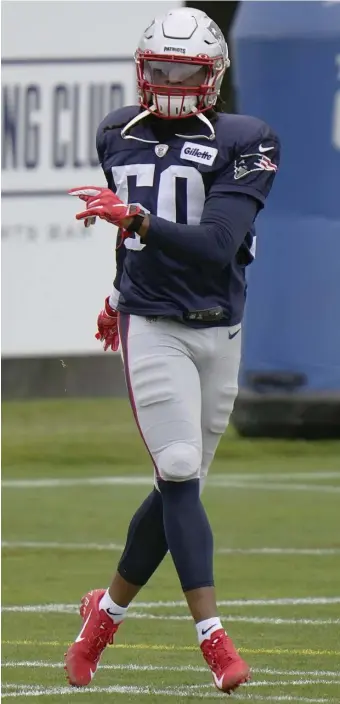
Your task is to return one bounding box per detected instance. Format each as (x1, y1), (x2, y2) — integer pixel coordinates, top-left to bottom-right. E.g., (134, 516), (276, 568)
(75, 609), (92, 642)
(258, 144), (274, 153)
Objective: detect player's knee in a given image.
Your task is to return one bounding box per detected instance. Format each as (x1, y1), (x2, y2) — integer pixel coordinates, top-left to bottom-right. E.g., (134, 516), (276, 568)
(157, 443), (201, 482)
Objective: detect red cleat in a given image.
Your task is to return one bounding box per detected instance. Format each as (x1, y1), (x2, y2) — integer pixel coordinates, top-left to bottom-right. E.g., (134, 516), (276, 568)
(64, 589), (120, 687)
(200, 628), (250, 694)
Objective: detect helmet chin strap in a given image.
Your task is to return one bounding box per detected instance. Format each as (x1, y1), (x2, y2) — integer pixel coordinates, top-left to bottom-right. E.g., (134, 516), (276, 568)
(175, 107), (216, 142)
(121, 107), (159, 143)
(121, 103), (216, 143)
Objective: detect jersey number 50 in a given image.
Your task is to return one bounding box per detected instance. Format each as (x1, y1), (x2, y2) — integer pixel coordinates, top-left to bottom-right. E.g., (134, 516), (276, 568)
(111, 164), (205, 251)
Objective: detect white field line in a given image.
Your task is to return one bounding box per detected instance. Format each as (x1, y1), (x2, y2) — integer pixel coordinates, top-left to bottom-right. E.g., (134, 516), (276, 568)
(3, 596), (340, 613)
(3, 662), (340, 679)
(2, 474), (340, 493)
(3, 680), (340, 688)
(2, 605), (340, 626)
(127, 613), (340, 626)
(127, 596), (340, 608)
(3, 540), (340, 556)
(1, 683), (338, 702)
(2, 477), (153, 489)
(214, 472), (340, 481)
(247, 679), (339, 687)
(216, 547), (340, 556)
(2, 541), (123, 552)
(222, 483), (340, 494)
(3, 470), (340, 488)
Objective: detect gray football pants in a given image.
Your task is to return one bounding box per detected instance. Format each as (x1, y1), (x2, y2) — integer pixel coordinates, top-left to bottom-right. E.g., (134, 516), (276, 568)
(119, 314), (241, 490)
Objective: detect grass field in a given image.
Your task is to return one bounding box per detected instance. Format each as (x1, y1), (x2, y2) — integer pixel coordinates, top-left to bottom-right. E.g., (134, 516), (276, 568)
(2, 399), (340, 703)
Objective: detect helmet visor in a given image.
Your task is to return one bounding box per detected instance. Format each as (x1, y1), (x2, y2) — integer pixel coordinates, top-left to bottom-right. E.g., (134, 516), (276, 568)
(144, 60), (207, 86)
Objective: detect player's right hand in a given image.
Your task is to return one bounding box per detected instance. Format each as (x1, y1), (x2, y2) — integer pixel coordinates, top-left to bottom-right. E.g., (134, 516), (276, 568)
(95, 297), (119, 352)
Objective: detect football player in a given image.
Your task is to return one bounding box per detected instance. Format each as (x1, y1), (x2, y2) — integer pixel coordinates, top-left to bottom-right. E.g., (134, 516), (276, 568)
(65, 6), (280, 694)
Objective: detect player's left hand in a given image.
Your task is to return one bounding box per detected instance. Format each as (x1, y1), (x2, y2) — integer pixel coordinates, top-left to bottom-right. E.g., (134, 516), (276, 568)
(95, 297), (119, 352)
(68, 186), (141, 228)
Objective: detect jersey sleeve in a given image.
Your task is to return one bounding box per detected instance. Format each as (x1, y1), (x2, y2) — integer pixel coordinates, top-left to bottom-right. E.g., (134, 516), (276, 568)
(96, 125), (124, 288)
(146, 192), (259, 269)
(113, 229), (128, 291)
(96, 126), (117, 192)
(96, 127), (106, 170)
(210, 128), (280, 206)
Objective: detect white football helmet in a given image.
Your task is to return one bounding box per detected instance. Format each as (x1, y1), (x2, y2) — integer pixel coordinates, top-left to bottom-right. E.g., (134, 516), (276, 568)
(135, 7), (230, 119)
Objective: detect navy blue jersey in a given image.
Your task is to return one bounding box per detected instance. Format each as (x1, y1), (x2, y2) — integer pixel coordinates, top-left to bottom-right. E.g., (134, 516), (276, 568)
(97, 106), (280, 327)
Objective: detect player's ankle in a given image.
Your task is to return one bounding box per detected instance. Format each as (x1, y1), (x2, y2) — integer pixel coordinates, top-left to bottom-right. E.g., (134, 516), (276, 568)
(196, 617), (223, 645)
(99, 589), (129, 622)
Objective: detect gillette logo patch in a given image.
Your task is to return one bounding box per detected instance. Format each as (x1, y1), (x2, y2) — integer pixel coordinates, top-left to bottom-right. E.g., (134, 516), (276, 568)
(180, 142), (218, 165)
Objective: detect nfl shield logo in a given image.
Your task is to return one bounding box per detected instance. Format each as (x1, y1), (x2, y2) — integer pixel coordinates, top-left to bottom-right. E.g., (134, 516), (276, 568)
(155, 144), (169, 158)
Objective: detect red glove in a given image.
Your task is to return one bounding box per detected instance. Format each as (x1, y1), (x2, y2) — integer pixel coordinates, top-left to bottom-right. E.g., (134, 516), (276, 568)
(68, 186), (141, 227)
(95, 297), (119, 352)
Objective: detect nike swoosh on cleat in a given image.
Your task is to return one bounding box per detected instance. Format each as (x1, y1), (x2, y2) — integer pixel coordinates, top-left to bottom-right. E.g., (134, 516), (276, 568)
(75, 609), (92, 642)
(213, 672), (225, 690)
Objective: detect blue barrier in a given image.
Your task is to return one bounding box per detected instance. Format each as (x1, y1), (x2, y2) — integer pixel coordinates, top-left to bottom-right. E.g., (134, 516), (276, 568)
(232, 1), (340, 398)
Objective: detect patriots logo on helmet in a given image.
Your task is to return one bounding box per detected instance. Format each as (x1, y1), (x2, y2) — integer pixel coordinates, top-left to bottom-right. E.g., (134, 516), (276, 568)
(207, 20), (224, 44)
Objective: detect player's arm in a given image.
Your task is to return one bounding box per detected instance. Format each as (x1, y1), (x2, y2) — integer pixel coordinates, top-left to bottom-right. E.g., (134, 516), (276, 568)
(70, 188), (259, 270)
(139, 193), (259, 268)
(139, 134), (280, 268)
(93, 127), (122, 351)
(96, 126), (126, 307)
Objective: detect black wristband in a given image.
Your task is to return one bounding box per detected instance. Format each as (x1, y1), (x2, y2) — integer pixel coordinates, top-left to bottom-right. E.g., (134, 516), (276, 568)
(125, 213), (146, 233)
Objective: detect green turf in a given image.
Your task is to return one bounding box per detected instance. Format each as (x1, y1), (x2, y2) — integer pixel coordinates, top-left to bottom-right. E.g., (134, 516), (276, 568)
(2, 399), (340, 702)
